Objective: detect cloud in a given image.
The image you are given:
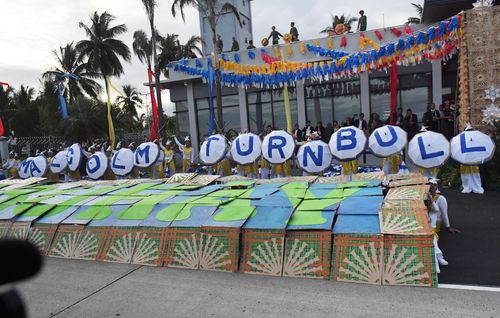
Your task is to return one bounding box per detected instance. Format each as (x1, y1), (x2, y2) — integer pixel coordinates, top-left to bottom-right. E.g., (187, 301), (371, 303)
(0, 0), (421, 112)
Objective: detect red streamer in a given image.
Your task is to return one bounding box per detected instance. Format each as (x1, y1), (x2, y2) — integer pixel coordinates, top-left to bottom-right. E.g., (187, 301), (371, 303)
(260, 51), (280, 64)
(0, 82), (8, 136)
(389, 60), (398, 125)
(374, 30), (383, 41)
(340, 36), (347, 48)
(404, 25), (413, 35)
(390, 27), (402, 37)
(147, 69), (159, 141)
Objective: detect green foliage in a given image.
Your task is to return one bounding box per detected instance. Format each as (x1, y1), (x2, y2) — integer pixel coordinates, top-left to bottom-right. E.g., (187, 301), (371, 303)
(481, 123), (500, 191)
(438, 161), (462, 189)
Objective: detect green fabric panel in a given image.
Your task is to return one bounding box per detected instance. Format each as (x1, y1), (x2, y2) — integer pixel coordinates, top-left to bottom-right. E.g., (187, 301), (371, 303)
(155, 204), (186, 222)
(287, 211), (327, 226)
(342, 181), (368, 188)
(281, 188), (307, 198)
(296, 198), (342, 211)
(304, 189), (343, 199)
(213, 205), (255, 222)
(208, 189), (248, 197)
(172, 185), (200, 190)
(172, 205), (193, 221)
(116, 193), (181, 221)
(342, 187), (363, 197)
(22, 204), (55, 217)
(12, 203), (35, 216)
(281, 182), (309, 190)
(191, 197), (233, 206)
(113, 183), (158, 195)
(224, 181), (255, 187)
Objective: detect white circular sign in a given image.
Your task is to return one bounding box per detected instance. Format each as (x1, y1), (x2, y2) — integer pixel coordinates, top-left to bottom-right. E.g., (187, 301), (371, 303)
(86, 152), (109, 180)
(67, 143), (83, 172)
(30, 156), (49, 178)
(329, 126), (367, 161)
(261, 130), (295, 164)
(134, 142), (160, 168)
(50, 151), (68, 174)
(200, 134), (228, 165)
(450, 130), (495, 165)
(408, 131), (450, 169)
(368, 125), (407, 157)
(111, 148), (134, 176)
(231, 133), (262, 165)
(297, 140), (333, 174)
(18, 157), (34, 179)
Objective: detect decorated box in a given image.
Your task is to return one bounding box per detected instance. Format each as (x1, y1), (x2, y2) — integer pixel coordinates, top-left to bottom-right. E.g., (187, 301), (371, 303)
(284, 210), (335, 279)
(331, 214), (382, 285)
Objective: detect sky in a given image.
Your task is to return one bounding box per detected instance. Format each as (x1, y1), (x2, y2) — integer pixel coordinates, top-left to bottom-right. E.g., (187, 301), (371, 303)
(0, 0), (422, 115)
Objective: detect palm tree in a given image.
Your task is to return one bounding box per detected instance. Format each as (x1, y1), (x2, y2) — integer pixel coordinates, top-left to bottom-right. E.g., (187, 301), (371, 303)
(14, 85), (35, 106)
(407, 3), (423, 25)
(138, 0), (164, 136)
(320, 14), (358, 34)
(115, 85), (142, 119)
(76, 11), (131, 82)
(132, 30), (154, 70)
(172, 0), (242, 132)
(43, 42), (102, 103)
(157, 33), (202, 77)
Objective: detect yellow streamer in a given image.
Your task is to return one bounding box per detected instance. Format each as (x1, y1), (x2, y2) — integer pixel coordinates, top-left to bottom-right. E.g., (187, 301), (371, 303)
(108, 80), (125, 97)
(105, 78), (116, 149)
(299, 42), (306, 54)
(274, 46), (280, 58)
(285, 43), (293, 57)
(327, 36), (334, 50)
(280, 49), (292, 133)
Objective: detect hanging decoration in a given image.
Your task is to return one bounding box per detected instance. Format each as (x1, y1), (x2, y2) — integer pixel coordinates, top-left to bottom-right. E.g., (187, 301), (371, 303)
(147, 69), (159, 141)
(404, 25), (414, 35)
(248, 51), (256, 59)
(207, 60), (216, 135)
(233, 53), (240, 63)
(481, 85), (500, 126)
(286, 43), (293, 57)
(390, 27), (402, 37)
(340, 36), (347, 48)
(299, 42), (306, 54)
(261, 38), (269, 46)
(105, 78), (116, 149)
(389, 60), (398, 125)
(170, 16), (462, 90)
(53, 73), (80, 119)
(374, 30), (383, 41)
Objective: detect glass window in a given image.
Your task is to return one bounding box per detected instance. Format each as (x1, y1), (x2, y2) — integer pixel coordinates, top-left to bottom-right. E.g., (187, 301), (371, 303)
(400, 86), (430, 121)
(175, 101), (188, 112)
(247, 91), (271, 104)
(306, 97), (333, 125)
(196, 98), (212, 110)
(223, 106), (241, 135)
(334, 95), (361, 124)
(370, 77), (393, 121)
(222, 95), (239, 107)
(176, 111), (190, 137)
(248, 102), (272, 133)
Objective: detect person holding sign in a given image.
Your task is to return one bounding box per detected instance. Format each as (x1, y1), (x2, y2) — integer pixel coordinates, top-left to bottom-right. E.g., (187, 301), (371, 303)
(103, 145), (117, 180)
(45, 150), (60, 183)
(382, 153), (402, 175)
(2, 152), (20, 179)
(161, 140), (176, 177)
(128, 143), (140, 179)
(451, 124), (494, 194)
(175, 136), (194, 173)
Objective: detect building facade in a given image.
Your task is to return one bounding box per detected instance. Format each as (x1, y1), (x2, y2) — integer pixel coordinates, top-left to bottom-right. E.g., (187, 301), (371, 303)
(163, 1), (472, 159)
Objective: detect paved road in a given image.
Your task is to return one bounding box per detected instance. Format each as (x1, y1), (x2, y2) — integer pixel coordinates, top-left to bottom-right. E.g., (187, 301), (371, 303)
(437, 189), (500, 286)
(17, 258), (500, 318)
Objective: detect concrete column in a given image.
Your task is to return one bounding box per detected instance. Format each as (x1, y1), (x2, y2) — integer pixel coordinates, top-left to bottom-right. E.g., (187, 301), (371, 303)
(238, 87), (248, 132)
(296, 81), (306, 127)
(186, 82), (199, 161)
(360, 72), (370, 116)
(432, 60), (443, 106)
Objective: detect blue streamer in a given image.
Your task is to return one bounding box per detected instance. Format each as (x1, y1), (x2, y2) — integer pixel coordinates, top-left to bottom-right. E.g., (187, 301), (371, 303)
(207, 60), (216, 135)
(56, 80), (68, 119)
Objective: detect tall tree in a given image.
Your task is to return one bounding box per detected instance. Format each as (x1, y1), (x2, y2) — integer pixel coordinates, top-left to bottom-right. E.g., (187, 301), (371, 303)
(157, 33), (202, 77)
(43, 42), (102, 103)
(132, 30), (153, 70)
(115, 85), (142, 119)
(139, 0), (164, 136)
(407, 3), (423, 25)
(172, 0), (242, 132)
(76, 11), (131, 82)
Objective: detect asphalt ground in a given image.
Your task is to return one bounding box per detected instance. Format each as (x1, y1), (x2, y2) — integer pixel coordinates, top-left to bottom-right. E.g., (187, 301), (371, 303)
(437, 189), (500, 286)
(17, 259), (500, 318)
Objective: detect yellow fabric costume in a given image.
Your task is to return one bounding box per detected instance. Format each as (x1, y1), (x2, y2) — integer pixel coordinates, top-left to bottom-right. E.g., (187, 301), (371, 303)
(216, 159), (232, 176)
(45, 157), (59, 182)
(419, 167), (439, 176)
(68, 169), (81, 180)
(382, 154), (401, 174)
(164, 149), (176, 175)
(460, 165), (479, 174)
(341, 159), (358, 175)
(182, 146), (193, 173)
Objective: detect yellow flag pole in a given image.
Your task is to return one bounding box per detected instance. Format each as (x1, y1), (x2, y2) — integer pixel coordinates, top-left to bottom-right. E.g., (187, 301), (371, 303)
(280, 49), (292, 133)
(106, 78), (116, 149)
